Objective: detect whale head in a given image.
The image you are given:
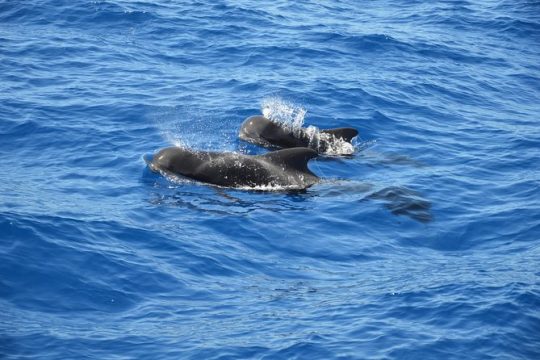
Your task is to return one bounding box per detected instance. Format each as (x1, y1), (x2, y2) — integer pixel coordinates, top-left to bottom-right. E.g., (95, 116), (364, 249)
(149, 147), (202, 178)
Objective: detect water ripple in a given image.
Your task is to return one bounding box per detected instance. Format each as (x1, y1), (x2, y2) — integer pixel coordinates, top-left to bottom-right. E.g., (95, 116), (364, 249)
(1, 0), (539, 359)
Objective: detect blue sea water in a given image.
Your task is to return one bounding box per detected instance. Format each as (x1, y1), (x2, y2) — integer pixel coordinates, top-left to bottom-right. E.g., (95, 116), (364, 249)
(1, 0), (540, 358)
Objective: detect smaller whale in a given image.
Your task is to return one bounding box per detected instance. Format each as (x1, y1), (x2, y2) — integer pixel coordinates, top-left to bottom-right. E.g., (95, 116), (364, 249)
(239, 115), (358, 155)
(147, 146), (319, 189)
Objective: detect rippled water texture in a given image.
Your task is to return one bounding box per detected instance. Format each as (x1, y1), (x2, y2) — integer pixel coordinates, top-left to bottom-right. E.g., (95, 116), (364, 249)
(1, 1), (539, 359)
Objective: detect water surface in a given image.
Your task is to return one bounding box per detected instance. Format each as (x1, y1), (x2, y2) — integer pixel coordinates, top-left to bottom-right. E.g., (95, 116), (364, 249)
(1, 1), (539, 359)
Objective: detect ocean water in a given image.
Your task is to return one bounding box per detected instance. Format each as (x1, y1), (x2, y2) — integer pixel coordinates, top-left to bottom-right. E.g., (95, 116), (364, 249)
(1, 0), (539, 358)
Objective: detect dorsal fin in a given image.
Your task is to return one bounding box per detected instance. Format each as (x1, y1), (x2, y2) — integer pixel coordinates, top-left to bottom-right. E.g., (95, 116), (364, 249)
(260, 147), (318, 175)
(320, 128), (358, 142)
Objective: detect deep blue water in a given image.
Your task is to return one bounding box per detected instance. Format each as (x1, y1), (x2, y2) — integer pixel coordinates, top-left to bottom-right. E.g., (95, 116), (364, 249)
(1, 0), (540, 358)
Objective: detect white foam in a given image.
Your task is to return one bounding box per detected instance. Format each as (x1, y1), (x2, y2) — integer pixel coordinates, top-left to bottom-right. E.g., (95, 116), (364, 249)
(320, 132), (355, 155)
(235, 183), (310, 192)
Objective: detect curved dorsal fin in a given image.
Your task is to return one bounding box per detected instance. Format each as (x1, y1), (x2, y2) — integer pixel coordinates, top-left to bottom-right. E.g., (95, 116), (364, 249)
(260, 147), (318, 174)
(320, 127), (358, 142)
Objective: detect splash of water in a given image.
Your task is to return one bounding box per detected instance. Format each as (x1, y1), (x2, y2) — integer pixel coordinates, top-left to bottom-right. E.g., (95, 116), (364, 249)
(152, 106), (188, 148)
(261, 96), (308, 131)
(152, 105), (233, 151)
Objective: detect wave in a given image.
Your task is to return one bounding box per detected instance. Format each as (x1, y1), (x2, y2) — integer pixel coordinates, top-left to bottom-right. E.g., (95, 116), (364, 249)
(1, 0), (539, 358)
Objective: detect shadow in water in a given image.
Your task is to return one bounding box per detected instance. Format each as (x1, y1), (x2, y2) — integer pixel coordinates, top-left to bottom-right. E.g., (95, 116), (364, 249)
(366, 186), (432, 223)
(319, 181), (433, 223)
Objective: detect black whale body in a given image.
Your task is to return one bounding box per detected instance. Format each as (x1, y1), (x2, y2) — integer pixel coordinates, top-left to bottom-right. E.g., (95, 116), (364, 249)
(239, 115), (358, 154)
(148, 146), (319, 189)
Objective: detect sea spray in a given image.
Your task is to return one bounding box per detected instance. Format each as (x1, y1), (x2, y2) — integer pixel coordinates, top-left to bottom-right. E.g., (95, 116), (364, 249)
(152, 105), (234, 151)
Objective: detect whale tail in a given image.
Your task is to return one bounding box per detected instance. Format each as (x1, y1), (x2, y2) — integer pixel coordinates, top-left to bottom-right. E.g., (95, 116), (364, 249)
(260, 147), (319, 177)
(320, 128), (359, 143)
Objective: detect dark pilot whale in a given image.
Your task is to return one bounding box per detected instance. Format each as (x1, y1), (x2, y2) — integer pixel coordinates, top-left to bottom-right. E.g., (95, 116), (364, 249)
(239, 115), (358, 154)
(147, 146), (319, 189)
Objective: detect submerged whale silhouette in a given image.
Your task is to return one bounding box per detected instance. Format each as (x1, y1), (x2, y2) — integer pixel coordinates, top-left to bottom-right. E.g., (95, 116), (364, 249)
(239, 115), (358, 154)
(147, 146), (319, 189)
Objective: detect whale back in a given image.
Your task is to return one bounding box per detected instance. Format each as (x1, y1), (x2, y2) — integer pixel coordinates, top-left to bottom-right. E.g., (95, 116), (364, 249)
(198, 148), (319, 188)
(239, 115), (306, 148)
(239, 115), (358, 154)
(149, 146), (319, 189)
